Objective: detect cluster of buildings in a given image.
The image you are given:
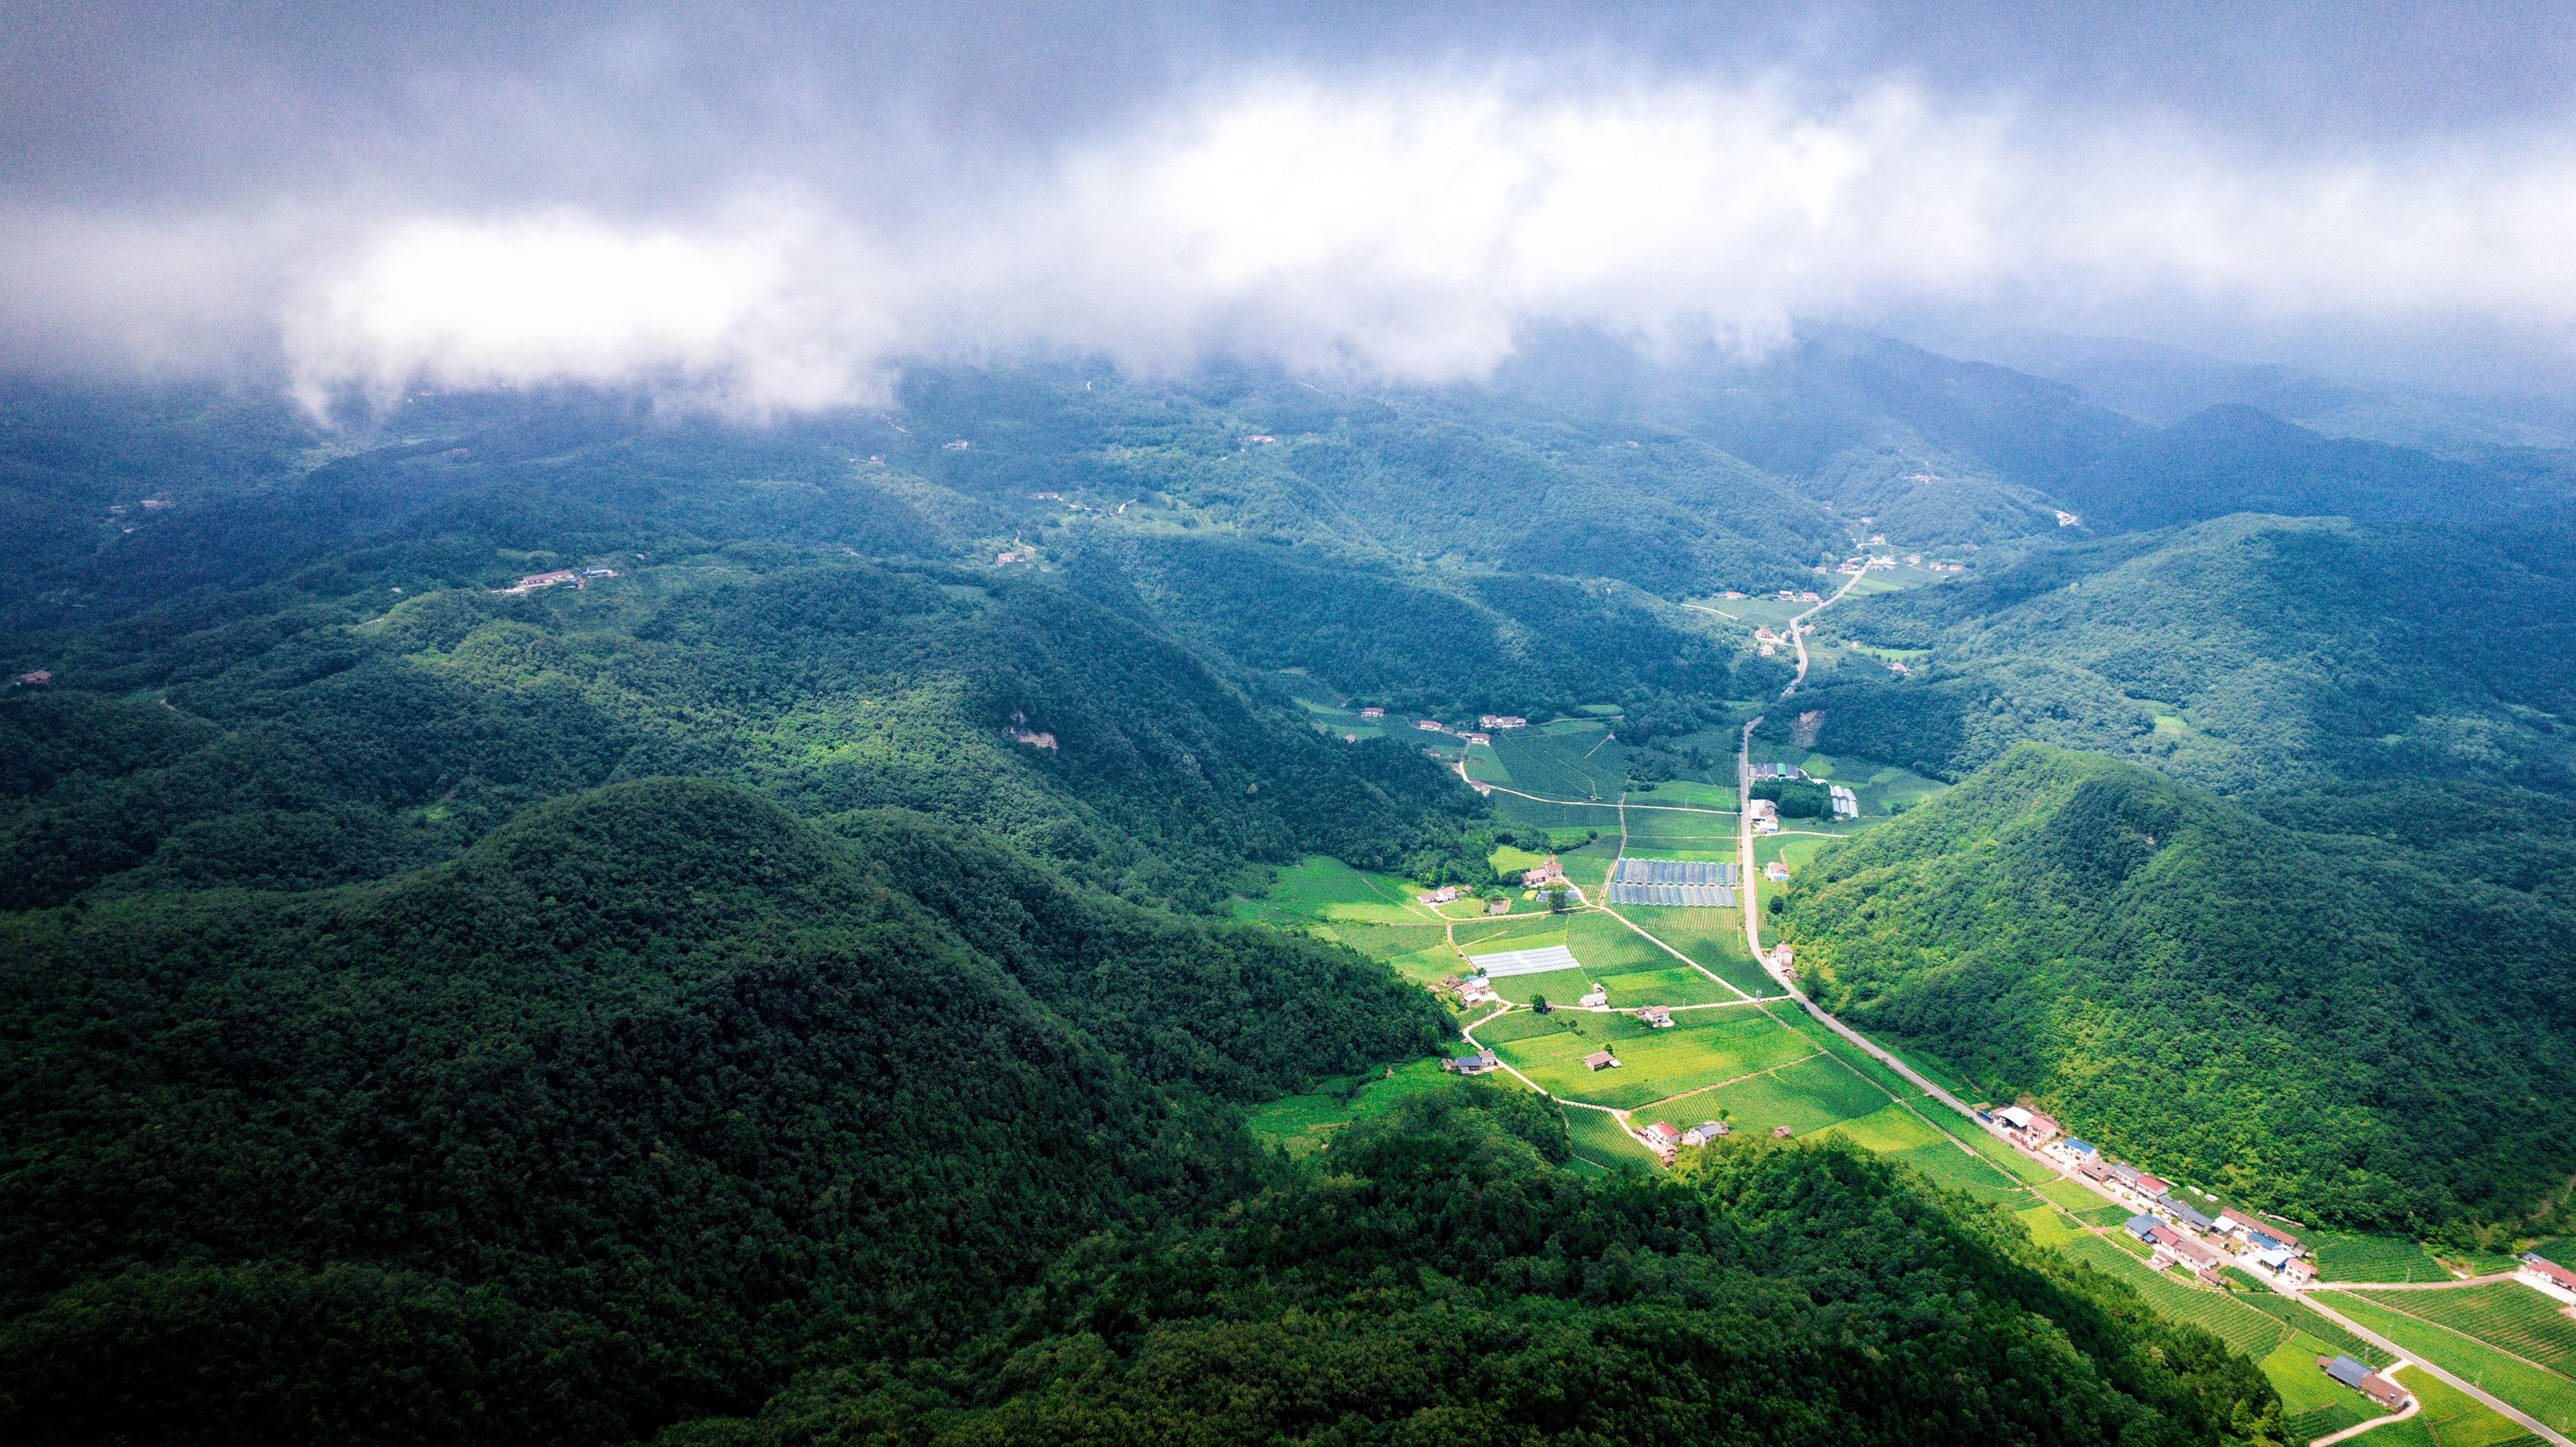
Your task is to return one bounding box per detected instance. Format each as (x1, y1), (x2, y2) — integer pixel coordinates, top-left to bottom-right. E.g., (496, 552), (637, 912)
(492, 567), (612, 595)
(2059, 1133), (2320, 1284)
(1750, 762), (1808, 782)
(994, 545), (1037, 566)
(1638, 1118), (1734, 1163)
(1446, 975), (1502, 1008)
(1747, 798), (1780, 833)
(1414, 718), (1496, 745)
(12, 670), (50, 687)
(1442, 1048), (1502, 1076)
(1477, 715), (1529, 729)
(1360, 706), (1385, 718)
(1520, 857), (1567, 888)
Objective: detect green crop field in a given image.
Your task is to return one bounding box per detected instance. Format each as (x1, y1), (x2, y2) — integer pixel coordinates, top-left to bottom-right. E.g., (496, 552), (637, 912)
(1487, 967), (1588, 1006)
(2014, 1204), (2089, 1248)
(2231, 1293), (2391, 1367)
(1489, 843), (1550, 876)
(1818, 1101), (1951, 1154)
(2345, 1284), (2576, 1376)
(1515, 1021), (1820, 1111)
(1562, 909), (1673, 974)
(1892, 1140), (2030, 1201)
(2264, 1334), (2374, 1420)
(2318, 1292), (2576, 1437)
(2387, 1368), (2551, 1447)
(1490, 795), (1626, 831)
(2312, 1230), (2454, 1284)
(1563, 1105), (1652, 1172)
(1591, 966), (1731, 1007)
(1490, 727), (1629, 801)
(1233, 855), (1444, 926)
(2037, 1177), (2116, 1215)
(2061, 1237), (2291, 1358)
(1626, 780), (1738, 810)
(1453, 913), (1568, 952)
(1613, 905), (1778, 997)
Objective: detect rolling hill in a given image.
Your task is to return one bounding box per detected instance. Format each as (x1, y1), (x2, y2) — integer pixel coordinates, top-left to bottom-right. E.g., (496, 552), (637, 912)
(1781, 745), (2576, 1237)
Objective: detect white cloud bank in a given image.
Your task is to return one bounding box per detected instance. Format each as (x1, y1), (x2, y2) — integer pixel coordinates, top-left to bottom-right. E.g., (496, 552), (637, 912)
(146, 77), (2576, 411)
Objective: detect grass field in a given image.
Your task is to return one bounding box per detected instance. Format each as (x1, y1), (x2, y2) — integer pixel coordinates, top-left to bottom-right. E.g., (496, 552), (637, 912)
(2015, 1204), (2091, 1248)
(2037, 1177), (2117, 1215)
(1453, 913), (1569, 952)
(1246, 1059), (1464, 1159)
(2318, 1292), (2576, 1437)
(1487, 967), (1588, 1006)
(1504, 1012), (1821, 1110)
(2233, 1293), (2392, 1367)
(1591, 965), (1731, 1007)
(2314, 1230), (2456, 1284)
(2344, 1284), (2576, 1375)
(1233, 855), (1442, 926)
(1816, 1099), (1951, 1153)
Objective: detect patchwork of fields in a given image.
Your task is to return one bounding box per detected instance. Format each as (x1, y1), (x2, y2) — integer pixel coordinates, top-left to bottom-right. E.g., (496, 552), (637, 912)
(1230, 743), (2562, 1442)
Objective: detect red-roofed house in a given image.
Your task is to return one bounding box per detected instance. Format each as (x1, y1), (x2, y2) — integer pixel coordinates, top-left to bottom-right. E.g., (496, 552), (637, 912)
(2136, 1174), (2171, 1196)
(2520, 1256), (2576, 1305)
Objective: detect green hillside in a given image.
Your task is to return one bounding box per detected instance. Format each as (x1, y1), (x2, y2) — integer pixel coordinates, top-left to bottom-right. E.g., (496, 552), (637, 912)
(1782, 745), (2576, 1237)
(1783, 514), (2576, 793)
(0, 780), (1449, 1441)
(735, 1092), (2279, 1446)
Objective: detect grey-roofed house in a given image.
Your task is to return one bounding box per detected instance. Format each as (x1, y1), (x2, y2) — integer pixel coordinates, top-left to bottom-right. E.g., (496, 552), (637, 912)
(2171, 1203), (2215, 1232)
(1442, 1049), (1501, 1076)
(2123, 1215), (2160, 1243)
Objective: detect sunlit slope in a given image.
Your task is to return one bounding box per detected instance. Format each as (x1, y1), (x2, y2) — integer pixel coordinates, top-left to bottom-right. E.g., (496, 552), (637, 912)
(1782, 744), (2576, 1234)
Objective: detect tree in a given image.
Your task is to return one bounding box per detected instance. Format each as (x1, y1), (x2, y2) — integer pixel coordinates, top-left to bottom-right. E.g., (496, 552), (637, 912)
(1531, 995), (1551, 1015)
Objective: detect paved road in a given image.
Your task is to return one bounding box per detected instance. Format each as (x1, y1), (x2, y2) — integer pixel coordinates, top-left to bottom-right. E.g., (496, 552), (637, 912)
(2298, 1293), (2575, 1447)
(1780, 566), (1868, 698)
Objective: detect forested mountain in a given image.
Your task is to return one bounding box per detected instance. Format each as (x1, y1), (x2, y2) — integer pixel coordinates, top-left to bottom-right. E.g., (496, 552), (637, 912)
(1781, 513), (2576, 794)
(1065, 532), (1787, 726)
(0, 779), (1449, 1442)
(732, 1091), (2280, 1446)
(5, 348), (2571, 1444)
(1781, 745), (2576, 1238)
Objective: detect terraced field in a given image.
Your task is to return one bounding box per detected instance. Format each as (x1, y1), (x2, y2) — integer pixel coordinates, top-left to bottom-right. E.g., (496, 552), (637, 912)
(1489, 724), (1628, 801)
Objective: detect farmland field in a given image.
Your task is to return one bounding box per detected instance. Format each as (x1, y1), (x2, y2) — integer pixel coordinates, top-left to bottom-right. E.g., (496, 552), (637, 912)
(1489, 795), (1627, 831)
(2037, 1177), (2117, 1215)
(2312, 1230), (2454, 1284)
(2232, 1293), (2392, 1367)
(1626, 780), (1738, 810)
(1822, 1100), (1953, 1153)
(1490, 726), (1629, 801)
(2015, 1204), (2089, 1248)
(1591, 965), (1731, 1007)
(2061, 1237), (2291, 1358)
(1232, 855), (1445, 926)
(2344, 1284), (2576, 1375)
(1486, 967), (1589, 1006)
(2317, 1292), (2576, 1437)
(1892, 1140), (2029, 1201)
(2379, 1368), (2552, 1447)
(1613, 904), (1779, 997)
(1564, 1106), (1652, 1172)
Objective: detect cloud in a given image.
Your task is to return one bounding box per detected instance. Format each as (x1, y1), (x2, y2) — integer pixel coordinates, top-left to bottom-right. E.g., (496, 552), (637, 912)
(259, 74), (2576, 413)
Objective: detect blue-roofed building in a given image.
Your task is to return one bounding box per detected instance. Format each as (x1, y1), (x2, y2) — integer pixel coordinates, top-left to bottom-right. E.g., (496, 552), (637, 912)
(2249, 1230), (2286, 1254)
(2064, 1138), (2098, 1158)
(2123, 1215), (2160, 1243)
(2324, 1355), (2368, 1389)
(2253, 1248), (2291, 1270)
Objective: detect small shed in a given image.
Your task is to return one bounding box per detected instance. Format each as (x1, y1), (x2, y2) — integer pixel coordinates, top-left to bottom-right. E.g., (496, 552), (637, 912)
(1582, 1051), (1619, 1071)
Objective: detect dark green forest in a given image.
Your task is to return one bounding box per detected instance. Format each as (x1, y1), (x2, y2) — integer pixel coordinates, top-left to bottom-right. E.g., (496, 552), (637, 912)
(715, 1091), (2282, 1447)
(1773, 514), (2576, 794)
(1781, 745), (2576, 1239)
